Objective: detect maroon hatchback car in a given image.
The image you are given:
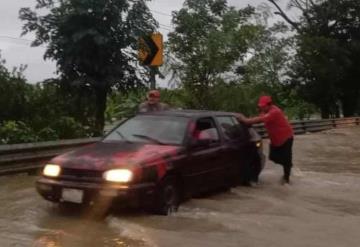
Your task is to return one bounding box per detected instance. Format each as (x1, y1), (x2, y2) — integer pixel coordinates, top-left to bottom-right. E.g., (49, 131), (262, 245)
(36, 110), (265, 215)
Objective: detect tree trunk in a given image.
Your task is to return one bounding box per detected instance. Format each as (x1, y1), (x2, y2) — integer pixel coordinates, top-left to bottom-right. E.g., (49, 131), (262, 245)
(320, 105), (330, 119)
(335, 103), (340, 118)
(95, 87), (108, 135)
(341, 96), (357, 117)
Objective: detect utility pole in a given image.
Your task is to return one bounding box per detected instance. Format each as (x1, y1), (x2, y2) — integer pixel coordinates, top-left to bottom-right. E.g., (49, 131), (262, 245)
(150, 67), (157, 89)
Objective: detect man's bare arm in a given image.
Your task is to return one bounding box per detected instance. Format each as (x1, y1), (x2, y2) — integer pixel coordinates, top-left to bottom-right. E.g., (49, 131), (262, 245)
(235, 113), (264, 125)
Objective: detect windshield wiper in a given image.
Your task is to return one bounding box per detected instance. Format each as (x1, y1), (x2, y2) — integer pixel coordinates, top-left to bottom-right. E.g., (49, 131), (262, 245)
(132, 134), (166, 145)
(116, 130), (132, 143)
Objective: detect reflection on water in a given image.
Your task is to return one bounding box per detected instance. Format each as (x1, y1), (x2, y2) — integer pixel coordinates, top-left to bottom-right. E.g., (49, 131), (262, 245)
(0, 175), (148, 247)
(30, 206), (149, 247)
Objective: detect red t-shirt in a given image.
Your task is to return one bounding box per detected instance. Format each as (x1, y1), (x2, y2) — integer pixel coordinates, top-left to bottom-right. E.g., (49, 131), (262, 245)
(260, 105), (293, 146)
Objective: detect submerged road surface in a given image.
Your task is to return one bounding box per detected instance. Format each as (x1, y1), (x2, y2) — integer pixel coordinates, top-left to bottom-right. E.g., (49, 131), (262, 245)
(0, 127), (359, 247)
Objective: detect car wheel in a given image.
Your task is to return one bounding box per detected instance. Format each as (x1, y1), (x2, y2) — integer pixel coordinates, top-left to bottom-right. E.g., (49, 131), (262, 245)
(153, 176), (180, 216)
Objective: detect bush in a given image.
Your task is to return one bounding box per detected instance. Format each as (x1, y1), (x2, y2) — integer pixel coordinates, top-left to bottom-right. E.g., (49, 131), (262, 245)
(37, 127), (59, 141)
(48, 117), (91, 139)
(0, 121), (39, 144)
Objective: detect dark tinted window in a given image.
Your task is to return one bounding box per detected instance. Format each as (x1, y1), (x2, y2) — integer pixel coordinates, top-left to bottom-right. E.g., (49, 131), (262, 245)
(217, 116), (236, 132)
(217, 116), (249, 142)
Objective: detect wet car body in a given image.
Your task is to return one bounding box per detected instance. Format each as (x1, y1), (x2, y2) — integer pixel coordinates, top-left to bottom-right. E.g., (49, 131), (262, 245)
(36, 110), (265, 214)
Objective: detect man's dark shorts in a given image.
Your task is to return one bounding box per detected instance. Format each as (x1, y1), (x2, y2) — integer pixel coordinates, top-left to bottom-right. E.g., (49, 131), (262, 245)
(269, 137), (293, 166)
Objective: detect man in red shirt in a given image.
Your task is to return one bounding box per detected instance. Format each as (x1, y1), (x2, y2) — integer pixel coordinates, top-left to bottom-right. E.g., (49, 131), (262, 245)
(236, 96), (294, 184)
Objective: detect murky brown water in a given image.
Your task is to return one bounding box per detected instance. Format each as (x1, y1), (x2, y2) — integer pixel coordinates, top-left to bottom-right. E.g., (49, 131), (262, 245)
(0, 127), (359, 247)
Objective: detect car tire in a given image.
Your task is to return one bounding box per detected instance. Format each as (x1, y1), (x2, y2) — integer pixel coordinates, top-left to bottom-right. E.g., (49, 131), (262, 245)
(153, 176), (180, 216)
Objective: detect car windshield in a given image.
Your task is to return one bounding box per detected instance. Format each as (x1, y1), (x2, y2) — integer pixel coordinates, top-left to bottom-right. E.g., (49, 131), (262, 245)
(103, 115), (188, 145)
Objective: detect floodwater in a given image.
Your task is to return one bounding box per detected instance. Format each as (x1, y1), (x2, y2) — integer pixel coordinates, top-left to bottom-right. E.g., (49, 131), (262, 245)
(0, 127), (359, 247)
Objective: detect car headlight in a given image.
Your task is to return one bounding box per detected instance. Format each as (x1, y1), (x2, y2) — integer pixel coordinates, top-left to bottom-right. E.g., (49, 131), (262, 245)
(103, 169), (133, 183)
(43, 164), (61, 177)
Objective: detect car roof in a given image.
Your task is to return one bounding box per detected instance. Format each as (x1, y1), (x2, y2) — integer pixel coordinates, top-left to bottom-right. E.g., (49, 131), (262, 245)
(138, 109), (236, 118)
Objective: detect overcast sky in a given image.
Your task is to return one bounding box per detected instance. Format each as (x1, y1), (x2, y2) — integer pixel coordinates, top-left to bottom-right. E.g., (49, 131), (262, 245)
(0, 0), (293, 84)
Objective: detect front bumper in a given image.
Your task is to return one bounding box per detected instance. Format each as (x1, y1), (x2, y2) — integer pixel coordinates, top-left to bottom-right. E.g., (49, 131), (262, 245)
(36, 177), (156, 206)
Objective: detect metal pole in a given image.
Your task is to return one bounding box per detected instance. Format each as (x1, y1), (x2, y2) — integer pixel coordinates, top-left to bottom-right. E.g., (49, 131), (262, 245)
(150, 66), (156, 89)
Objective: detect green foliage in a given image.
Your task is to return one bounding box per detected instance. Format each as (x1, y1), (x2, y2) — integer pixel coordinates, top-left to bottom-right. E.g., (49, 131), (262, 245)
(27, 79), (97, 132)
(207, 82), (261, 115)
(37, 127), (59, 141)
(105, 88), (188, 122)
(242, 23), (293, 87)
(105, 89), (146, 122)
(48, 117), (90, 139)
(0, 52), (30, 122)
(105, 88), (187, 122)
(19, 0), (158, 132)
(158, 88), (188, 109)
(26, 82), (95, 140)
(270, 0), (360, 117)
(0, 118), (91, 144)
(168, 0), (261, 108)
(0, 121), (39, 144)
(0, 56), (94, 144)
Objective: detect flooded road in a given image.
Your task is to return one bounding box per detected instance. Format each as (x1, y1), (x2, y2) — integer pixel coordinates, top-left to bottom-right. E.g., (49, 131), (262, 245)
(0, 127), (359, 247)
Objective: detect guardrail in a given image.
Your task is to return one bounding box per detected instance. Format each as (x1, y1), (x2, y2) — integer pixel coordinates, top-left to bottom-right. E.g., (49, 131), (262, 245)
(253, 117), (359, 137)
(0, 117), (359, 176)
(0, 138), (100, 176)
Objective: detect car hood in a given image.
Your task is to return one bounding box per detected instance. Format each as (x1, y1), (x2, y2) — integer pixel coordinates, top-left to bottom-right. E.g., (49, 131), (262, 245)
(51, 141), (182, 171)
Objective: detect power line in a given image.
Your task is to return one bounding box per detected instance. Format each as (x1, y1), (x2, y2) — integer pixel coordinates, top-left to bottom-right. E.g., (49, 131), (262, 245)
(159, 23), (172, 29)
(149, 9), (172, 17)
(21, 1), (174, 28)
(49, 0), (174, 17)
(0, 35), (32, 43)
(0, 28), (174, 47)
(158, 26), (172, 32)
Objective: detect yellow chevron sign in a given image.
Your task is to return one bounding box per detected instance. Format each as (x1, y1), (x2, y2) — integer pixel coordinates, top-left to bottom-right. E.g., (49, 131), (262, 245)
(139, 33), (163, 66)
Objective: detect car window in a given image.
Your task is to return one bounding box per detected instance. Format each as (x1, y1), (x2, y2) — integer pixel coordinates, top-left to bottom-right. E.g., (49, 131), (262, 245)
(217, 116), (236, 132)
(104, 115), (188, 145)
(217, 116), (249, 142)
(193, 117), (220, 142)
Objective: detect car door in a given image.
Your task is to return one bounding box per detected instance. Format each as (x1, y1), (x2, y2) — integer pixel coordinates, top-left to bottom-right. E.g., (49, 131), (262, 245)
(216, 115), (252, 185)
(184, 117), (224, 194)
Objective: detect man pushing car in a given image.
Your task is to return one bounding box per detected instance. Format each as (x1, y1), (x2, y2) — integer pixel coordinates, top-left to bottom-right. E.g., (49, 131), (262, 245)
(236, 96), (294, 184)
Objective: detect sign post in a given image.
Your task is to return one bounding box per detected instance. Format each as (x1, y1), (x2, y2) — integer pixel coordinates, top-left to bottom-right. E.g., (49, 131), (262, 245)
(139, 33), (163, 89)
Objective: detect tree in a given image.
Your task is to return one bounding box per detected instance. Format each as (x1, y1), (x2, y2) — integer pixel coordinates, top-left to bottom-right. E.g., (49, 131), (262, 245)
(242, 23), (292, 95)
(267, 0), (360, 117)
(0, 51), (30, 122)
(19, 0), (158, 133)
(27, 79), (96, 133)
(240, 22), (316, 119)
(167, 0), (260, 109)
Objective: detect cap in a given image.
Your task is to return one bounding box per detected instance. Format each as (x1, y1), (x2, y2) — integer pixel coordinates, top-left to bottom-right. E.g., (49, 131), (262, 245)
(258, 96), (272, 107)
(148, 90), (160, 98)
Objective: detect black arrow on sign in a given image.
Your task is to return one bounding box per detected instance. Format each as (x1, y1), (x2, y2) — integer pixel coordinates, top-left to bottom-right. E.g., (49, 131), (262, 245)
(142, 35), (159, 66)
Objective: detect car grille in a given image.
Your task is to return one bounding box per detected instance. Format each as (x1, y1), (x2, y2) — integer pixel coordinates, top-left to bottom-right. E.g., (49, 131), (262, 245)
(59, 168), (104, 183)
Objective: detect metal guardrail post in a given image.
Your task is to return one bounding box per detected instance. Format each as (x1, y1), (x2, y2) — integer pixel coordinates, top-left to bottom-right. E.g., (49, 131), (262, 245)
(332, 119), (337, 128)
(301, 121), (307, 133)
